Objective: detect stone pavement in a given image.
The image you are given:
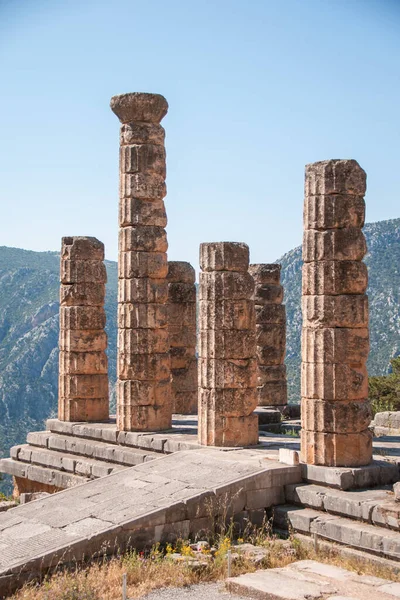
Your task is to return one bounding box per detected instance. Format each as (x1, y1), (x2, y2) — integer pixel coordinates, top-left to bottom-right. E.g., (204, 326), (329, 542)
(226, 559), (400, 599)
(0, 447), (300, 597)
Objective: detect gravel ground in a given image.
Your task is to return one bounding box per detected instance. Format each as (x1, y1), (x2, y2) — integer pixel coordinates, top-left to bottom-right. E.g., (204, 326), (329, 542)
(137, 582), (250, 600)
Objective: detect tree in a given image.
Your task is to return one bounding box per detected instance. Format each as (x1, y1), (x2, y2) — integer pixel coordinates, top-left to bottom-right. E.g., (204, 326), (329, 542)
(369, 357), (400, 417)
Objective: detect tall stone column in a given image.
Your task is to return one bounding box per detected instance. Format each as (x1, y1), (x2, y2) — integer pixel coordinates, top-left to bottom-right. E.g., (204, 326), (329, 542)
(167, 261), (197, 414)
(59, 236), (109, 422)
(249, 264), (287, 410)
(198, 242), (258, 446)
(111, 92), (172, 432)
(301, 159), (372, 467)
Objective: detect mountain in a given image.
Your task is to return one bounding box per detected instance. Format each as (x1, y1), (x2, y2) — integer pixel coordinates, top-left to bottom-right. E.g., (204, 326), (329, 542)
(0, 217), (398, 488)
(282, 217), (400, 402)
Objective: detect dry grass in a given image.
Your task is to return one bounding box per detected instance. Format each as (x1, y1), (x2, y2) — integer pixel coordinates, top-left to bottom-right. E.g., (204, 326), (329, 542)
(10, 526), (400, 599)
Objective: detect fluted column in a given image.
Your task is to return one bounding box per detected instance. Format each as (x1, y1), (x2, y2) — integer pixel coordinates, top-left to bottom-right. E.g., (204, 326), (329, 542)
(111, 92), (172, 431)
(167, 261), (197, 414)
(301, 159), (372, 467)
(198, 242), (258, 446)
(59, 236), (109, 422)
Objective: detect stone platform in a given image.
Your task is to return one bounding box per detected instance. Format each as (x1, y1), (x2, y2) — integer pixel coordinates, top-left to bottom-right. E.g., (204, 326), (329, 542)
(0, 447), (300, 597)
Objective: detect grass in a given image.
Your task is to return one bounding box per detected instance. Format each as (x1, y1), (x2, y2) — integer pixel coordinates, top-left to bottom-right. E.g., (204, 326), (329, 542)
(10, 517), (400, 600)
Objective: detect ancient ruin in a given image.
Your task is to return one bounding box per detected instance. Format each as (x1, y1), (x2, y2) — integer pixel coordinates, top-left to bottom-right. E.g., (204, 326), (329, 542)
(58, 236), (109, 422)
(111, 92), (172, 432)
(198, 242), (259, 446)
(249, 263), (287, 411)
(301, 159), (372, 467)
(167, 261), (197, 414)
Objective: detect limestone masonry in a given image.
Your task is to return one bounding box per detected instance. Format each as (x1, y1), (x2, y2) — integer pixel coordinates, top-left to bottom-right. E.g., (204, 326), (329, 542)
(167, 261), (198, 414)
(198, 242), (259, 446)
(301, 159), (372, 467)
(111, 92), (172, 432)
(249, 263), (288, 411)
(58, 236), (109, 422)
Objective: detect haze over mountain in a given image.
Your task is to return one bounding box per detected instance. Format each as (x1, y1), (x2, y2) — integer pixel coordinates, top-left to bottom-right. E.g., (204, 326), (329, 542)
(0, 217), (398, 476)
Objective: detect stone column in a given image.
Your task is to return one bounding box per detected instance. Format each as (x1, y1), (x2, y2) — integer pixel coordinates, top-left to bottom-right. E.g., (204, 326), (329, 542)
(111, 92), (172, 432)
(167, 262), (197, 414)
(249, 264), (287, 410)
(198, 242), (258, 446)
(301, 159), (372, 467)
(59, 236), (109, 422)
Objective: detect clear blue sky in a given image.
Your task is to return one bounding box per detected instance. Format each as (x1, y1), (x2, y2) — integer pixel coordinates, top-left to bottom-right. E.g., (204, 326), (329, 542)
(1, 0), (399, 268)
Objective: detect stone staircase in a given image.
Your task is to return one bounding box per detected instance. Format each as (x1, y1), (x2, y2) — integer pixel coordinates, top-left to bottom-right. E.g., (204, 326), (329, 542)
(0, 417), (201, 493)
(273, 481), (400, 561)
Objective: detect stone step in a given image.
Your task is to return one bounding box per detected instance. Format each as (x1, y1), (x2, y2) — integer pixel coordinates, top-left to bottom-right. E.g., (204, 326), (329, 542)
(10, 445), (128, 479)
(24, 432), (159, 466)
(226, 559), (400, 600)
(0, 458), (87, 490)
(273, 505), (400, 562)
(285, 482), (400, 531)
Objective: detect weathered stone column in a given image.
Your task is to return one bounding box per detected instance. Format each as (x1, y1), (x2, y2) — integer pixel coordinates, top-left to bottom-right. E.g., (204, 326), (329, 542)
(198, 242), (258, 446)
(249, 264), (287, 410)
(301, 159), (372, 467)
(167, 261), (197, 414)
(59, 236), (109, 422)
(111, 92), (172, 432)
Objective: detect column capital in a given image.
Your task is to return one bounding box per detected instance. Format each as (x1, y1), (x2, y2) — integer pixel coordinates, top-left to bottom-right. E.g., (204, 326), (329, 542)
(110, 92), (168, 124)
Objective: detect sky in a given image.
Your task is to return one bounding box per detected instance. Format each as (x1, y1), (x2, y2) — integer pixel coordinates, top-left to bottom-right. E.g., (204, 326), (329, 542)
(0, 0), (399, 269)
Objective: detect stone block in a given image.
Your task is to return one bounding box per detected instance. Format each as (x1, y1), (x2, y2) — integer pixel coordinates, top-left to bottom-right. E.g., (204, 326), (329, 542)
(304, 194), (366, 232)
(255, 408), (281, 424)
(117, 404), (172, 432)
(120, 121), (165, 146)
(118, 352), (170, 381)
(301, 362), (368, 400)
(59, 329), (107, 352)
(61, 236), (104, 261)
(60, 282), (105, 307)
(118, 226), (167, 253)
(198, 299), (255, 330)
(118, 328), (169, 354)
(305, 159), (367, 197)
(199, 387), (257, 418)
(302, 294), (368, 328)
(200, 242), (249, 273)
(198, 329), (256, 359)
(300, 429), (372, 467)
(168, 303), (196, 330)
(257, 381), (287, 407)
(256, 343), (286, 367)
(302, 261), (368, 296)
(256, 323), (286, 350)
(255, 304), (286, 325)
(59, 351), (108, 375)
(168, 329), (197, 349)
(120, 172), (166, 200)
(60, 306), (106, 331)
(199, 357), (258, 389)
(118, 277), (168, 304)
(167, 261), (195, 284)
(170, 347), (196, 370)
(120, 143), (166, 176)
(258, 365), (287, 384)
(111, 92), (168, 124)
(173, 389), (198, 414)
(254, 284), (284, 305)
(60, 260), (107, 285)
(301, 327), (369, 364)
(374, 411), (400, 428)
(199, 412), (258, 447)
(118, 379), (171, 407)
(168, 282), (196, 303)
(59, 373), (109, 399)
(303, 228), (367, 263)
(394, 482), (400, 502)
(301, 398), (372, 433)
(171, 363), (197, 392)
(117, 303), (168, 329)
(279, 448), (299, 465)
(249, 263), (281, 285)
(60, 397), (109, 422)
(118, 251), (168, 279)
(119, 197), (167, 228)
(199, 271), (254, 301)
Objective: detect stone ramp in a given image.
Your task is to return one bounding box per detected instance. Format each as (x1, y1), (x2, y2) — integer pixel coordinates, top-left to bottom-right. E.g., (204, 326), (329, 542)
(0, 448), (300, 597)
(226, 559), (400, 599)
